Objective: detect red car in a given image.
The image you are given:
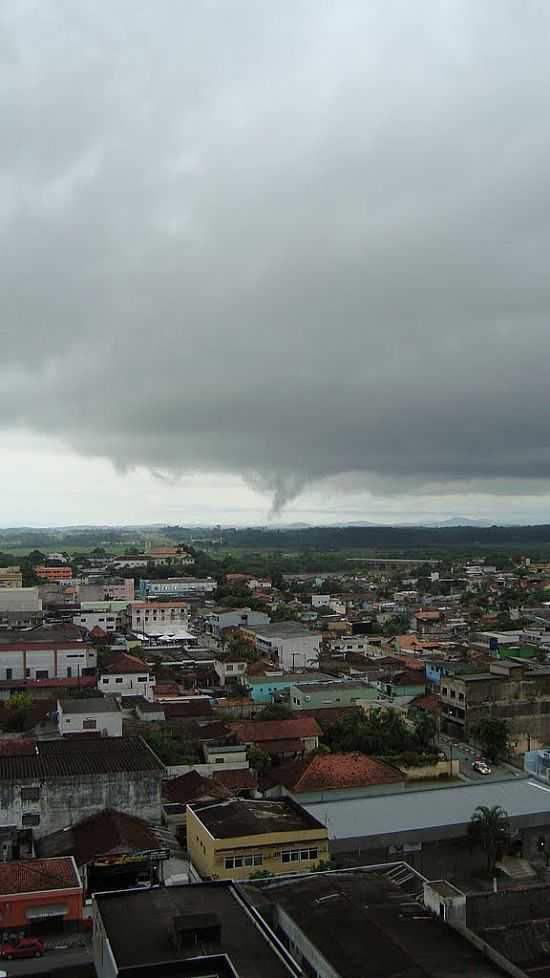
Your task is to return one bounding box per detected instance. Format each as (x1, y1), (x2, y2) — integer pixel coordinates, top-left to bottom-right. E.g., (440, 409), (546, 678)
(1, 937), (44, 959)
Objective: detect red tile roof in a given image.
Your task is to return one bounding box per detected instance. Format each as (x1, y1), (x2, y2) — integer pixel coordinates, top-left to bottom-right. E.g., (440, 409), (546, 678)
(409, 693), (440, 714)
(0, 857), (80, 895)
(262, 752), (404, 793)
(261, 738), (304, 755)
(164, 700), (213, 719)
(163, 771), (230, 805)
(230, 717), (321, 744)
(102, 653), (148, 675)
(213, 768), (257, 790)
(37, 809), (163, 866)
(0, 739), (36, 755)
(0, 676), (97, 689)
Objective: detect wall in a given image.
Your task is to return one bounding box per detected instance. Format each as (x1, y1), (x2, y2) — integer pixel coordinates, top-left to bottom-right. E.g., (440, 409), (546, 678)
(276, 906), (337, 978)
(0, 771), (163, 838)
(186, 807), (329, 881)
(58, 709), (122, 738)
(402, 760), (460, 781)
(165, 760), (249, 778)
(99, 672), (154, 701)
(1, 885), (83, 933)
(290, 684), (376, 710)
(0, 646), (96, 681)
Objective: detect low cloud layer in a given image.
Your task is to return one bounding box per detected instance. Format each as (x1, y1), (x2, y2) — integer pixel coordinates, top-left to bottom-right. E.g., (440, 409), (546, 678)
(2, 1), (550, 513)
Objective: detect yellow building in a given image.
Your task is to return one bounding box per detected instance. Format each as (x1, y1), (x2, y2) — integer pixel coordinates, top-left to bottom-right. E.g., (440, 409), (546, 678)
(187, 797), (329, 881)
(0, 566), (23, 588)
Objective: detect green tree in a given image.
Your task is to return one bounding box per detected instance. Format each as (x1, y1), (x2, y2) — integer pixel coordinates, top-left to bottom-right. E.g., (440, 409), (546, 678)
(468, 805), (509, 877)
(413, 712), (437, 751)
(4, 693), (33, 732)
(474, 718), (509, 762)
(382, 613), (410, 636)
(248, 745), (272, 777)
(259, 703), (293, 721)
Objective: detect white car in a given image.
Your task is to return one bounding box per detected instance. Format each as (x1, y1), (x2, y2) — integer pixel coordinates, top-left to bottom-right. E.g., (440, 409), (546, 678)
(472, 759), (491, 775)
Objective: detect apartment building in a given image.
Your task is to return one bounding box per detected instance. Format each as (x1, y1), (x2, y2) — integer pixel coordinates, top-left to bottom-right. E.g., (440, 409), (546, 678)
(130, 601), (190, 635)
(0, 566), (23, 588)
(253, 623), (322, 671)
(439, 659), (550, 751)
(74, 601), (129, 633)
(35, 565), (73, 582)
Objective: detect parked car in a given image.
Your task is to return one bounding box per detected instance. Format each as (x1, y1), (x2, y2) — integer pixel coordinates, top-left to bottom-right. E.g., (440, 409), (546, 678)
(472, 758), (491, 775)
(0, 937), (44, 960)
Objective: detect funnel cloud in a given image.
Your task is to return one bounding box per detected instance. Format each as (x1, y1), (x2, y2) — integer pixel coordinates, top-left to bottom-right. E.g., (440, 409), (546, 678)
(1, 2), (550, 518)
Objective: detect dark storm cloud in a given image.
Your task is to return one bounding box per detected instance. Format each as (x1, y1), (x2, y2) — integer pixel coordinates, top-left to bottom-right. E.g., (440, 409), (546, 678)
(2, 0), (550, 510)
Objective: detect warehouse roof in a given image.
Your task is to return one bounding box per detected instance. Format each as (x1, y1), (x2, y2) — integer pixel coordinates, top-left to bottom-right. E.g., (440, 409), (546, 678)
(0, 736), (164, 780)
(306, 778), (550, 843)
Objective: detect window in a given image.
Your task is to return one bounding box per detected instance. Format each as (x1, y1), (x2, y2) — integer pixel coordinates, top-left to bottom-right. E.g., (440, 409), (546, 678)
(282, 848), (318, 863)
(225, 854), (263, 870)
(102, 677), (110, 684)
(22, 813), (40, 827)
(137, 676), (147, 682)
(21, 787), (40, 802)
(67, 667), (72, 678)
(215, 758), (225, 764)
(83, 719), (97, 730)
(36, 670), (49, 680)
(65, 718), (71, 724)
(442, 686), (448, 696)
(115, 677), (123, 684)
(450, 690), (456, 700)
(459, 692), (465, 702)
(5, 669), (12, 680)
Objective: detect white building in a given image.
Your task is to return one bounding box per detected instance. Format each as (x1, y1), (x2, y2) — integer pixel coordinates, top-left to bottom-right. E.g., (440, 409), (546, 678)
(74, 601), (129, 634)
(141, 578), (217, 597)
(254, 623), (321, 671)
(57, 696), (122, 737)
(213, 657), (249, 686)
(207, 608), (270, 639)
(130, 602), (190, 636)
(0, 587), (42, 614)
(311, 594), (330, 608)
(0, 632), (96, 681)
(99, 652), (155, 701)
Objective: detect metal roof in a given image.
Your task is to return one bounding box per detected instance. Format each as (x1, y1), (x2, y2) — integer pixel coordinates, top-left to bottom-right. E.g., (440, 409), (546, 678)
(306, 777), (550, 843)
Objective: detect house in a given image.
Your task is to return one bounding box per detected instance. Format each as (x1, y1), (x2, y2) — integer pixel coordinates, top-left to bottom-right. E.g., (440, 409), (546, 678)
(99, 653), (154, 701)
(415, 609), (443, 637)
(377, 669), (426, 704)
(0, 626), (96, 683)
(289, 679), (376, 711)
(37, 809), (174, 896)
(213, 654), (249, 686)
(129, 601), (190, 635)
(74, 601), (129, 634)
(230, 717), (321, 758)
(261, 752), (405, 803)
(57, 696), (122, 737)
(187, 797), (329, 880)
(93, 880), (297, 978)
(253, 623), (322, 671)
(207, 608), (270, 639)
(0, 857), (83, 942)
(246, 671), (334, 704)
(0, 736), (165, 843)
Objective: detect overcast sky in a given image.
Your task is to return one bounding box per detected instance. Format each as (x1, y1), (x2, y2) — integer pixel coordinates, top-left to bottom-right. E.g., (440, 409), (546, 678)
(2, 1), (550, 527)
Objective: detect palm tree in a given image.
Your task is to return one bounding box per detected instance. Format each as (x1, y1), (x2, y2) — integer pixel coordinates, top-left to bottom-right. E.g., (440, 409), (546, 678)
(469, 805), (510, 878)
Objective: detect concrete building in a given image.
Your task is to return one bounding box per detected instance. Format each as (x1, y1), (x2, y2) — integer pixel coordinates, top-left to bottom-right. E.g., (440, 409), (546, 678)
(206, 608), (270, 639)
(0, 627), (96, 681)
(213, 655), (249, 686)
(138, 578), (216, 598)
(35, 565), (73, 582)
(0, 587), (43, 630)
(0, 566), (23, 588)
(245, 671), (334, 705)
(78, 578), (134, 602)
(187, 797), (329, 880)
(130, 601), (190, 636)
(99, 653), (155, 701)
(0, 736), (164, 844)
(253, 623), (322, 671)
(93, 880), (297, 978)
(57, 696), (122, 737)
(0, 857), (83, 942)
(244, 866), (508, 978)
(289, 679), (376, 711)
(74, 601), (129, 633)
(439, 659), (550, 751)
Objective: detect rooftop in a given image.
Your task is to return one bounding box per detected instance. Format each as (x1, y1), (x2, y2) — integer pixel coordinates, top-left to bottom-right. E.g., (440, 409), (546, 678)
(190, 797), (326, 839)
(255, 623), (319, 638)
(242, 868), (505, 978)
(37, 808), (165, 866)
(305, 777), (550, 844)
(0, 857), (80, 895)
(230, 717), (321, 744)
(247, 672), (334, 686)
(101, 652), (149, 674)
(0, 735), (164, 780)
(262, 752), (404, 794)
(163, 771), (231, 805)
(59, 696), (119, 714)
(95, 883), (295, 977)
(292, 679), (370, 693)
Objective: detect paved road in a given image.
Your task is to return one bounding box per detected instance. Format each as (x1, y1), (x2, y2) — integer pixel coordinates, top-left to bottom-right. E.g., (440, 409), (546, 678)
(438, 733), (526, 783)
(2, 947), (93, 975)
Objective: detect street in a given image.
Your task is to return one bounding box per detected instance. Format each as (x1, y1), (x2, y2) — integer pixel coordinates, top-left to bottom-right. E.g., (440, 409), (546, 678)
(1, 946), (93, 976)
(437, 733), (526, 783)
